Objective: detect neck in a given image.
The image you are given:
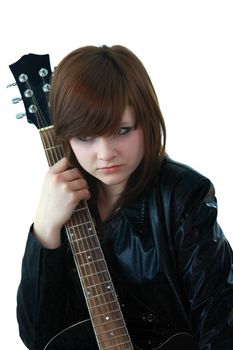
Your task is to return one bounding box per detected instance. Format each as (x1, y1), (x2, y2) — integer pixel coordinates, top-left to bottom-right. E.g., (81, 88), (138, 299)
(97, 184), (121, 221)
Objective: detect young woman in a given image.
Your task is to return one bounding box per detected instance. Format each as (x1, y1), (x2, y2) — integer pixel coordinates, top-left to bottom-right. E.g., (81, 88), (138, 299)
(17, 45), (233, 350)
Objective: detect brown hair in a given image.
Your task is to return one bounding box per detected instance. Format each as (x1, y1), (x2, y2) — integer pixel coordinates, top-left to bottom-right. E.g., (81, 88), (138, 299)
(50, 45), (166, 208)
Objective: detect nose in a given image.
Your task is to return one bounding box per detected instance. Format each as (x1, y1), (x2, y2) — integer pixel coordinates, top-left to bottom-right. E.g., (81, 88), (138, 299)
(97, 137), (116, 161)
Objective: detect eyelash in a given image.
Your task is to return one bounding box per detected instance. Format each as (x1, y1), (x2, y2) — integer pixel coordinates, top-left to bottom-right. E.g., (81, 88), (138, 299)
(77, 136), (92, 142)
(117, 127), (132, 135)
(77, 126), (134, 142)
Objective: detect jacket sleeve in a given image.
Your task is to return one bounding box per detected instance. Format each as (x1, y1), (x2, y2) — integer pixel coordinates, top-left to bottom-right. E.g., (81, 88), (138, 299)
(16, 226), (87, 350)
(174, 179), (233, 349)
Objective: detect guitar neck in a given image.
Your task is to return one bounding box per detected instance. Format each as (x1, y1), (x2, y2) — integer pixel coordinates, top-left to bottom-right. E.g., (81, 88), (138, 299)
(40, 126), (134, 350)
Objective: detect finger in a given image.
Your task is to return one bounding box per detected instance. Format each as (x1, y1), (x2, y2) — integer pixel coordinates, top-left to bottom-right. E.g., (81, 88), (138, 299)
(62, 168), (82, 182)
(50, 157), (70, 174)
(62, 179), (88, 193)
(66, 178), (89, 191)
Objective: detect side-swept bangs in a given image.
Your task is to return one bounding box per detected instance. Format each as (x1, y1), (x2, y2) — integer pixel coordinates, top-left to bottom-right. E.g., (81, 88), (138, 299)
(50, 46), (129, 141)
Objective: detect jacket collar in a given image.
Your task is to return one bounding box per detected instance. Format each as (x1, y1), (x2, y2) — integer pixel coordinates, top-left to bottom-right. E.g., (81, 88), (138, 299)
(121, 198), (145, 226)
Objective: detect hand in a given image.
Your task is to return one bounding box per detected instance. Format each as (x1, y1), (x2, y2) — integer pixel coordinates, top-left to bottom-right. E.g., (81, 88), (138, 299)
(33, 157), (90, 248)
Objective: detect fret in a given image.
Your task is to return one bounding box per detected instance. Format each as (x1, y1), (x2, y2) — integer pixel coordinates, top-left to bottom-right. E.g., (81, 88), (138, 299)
(67, 223), (95, 240)
(73, 206), (90, 213)
(96, 326), (128, 338)
(95, 332), (130, 349)
(88, 300), (120, 317)
(84, 281), (114, 298)
(84, 281), (114, 296)
(97, 334), (131, 348)
(44, 144), (63, 152)
(81, 268), (109, 279)
(95, 318), (128, 341)
(92, 309), (124, 326)
(87, 290), (117, 308)
(69, 233), (98, 245)
(70, 235), (101, 253)
(79, 259), (107, 276)
(74, 247), (103, 265)
(71, 243), (103, 264)
(79, 257), (104, 267)
(44, 147), (64, 161)
(68, 220), (93, 229)
(81, 270), (110, 287)
(67, 211), (93, 225)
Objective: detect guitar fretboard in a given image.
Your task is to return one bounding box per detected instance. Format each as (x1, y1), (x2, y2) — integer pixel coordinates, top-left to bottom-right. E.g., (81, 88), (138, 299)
(40, 126), (133, 350)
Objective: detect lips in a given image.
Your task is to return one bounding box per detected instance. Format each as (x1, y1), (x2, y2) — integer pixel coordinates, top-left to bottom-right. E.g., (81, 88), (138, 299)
(98, 165), (123, 173)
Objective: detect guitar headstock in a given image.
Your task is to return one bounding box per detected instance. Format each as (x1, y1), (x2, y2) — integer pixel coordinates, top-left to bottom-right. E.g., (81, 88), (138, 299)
(9, 53), (52, 129)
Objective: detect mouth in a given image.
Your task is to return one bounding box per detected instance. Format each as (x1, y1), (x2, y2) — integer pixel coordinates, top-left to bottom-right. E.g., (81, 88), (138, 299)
(98, 165), (123, 173)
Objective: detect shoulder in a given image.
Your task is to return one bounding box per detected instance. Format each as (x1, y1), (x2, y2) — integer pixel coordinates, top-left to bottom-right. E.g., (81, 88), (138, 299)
(157, 155), (212, 190)
(150, 156), (215, 217)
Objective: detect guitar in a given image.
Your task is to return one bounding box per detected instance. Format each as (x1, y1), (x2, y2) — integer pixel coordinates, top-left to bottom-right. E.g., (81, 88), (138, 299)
(9, 54), (194, 350)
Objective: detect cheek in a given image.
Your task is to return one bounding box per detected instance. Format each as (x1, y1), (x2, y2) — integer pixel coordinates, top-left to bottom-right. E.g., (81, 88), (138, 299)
(73, 149), (89, 168)
(70, 142), (90, 169)
(132, 134), (144, 160)
(135, 147), (144, 166)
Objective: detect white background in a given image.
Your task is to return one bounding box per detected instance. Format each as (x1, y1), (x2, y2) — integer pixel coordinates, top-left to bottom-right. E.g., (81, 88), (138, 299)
(0, 0), (232, 348)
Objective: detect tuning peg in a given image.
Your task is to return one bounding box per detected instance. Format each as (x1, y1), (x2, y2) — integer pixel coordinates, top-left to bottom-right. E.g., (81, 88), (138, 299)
(24, 89), (33, 97)
(39, 68), (48, 77)
(19, 74), (28, 83)
(12, 97), (22, 104)
(28, 104), (38, 113)
(6, 82), (17, 88)
(42, 83), (50, 92)
(16, 112), (26, 119)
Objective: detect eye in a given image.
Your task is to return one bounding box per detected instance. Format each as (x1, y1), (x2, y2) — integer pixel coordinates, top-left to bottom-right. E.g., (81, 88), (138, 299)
(117, 127), (133, 136)
(77, 136), (92, 142)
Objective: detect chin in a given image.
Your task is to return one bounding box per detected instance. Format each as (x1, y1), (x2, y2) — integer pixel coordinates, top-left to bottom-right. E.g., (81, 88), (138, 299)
(100, 177), (126, 187)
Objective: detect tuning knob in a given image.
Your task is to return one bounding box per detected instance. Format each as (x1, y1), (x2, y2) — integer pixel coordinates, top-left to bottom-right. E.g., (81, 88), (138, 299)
(6, 82), (17, 88)
(12, 97), (22, 104)
(16, 112), (26, 119)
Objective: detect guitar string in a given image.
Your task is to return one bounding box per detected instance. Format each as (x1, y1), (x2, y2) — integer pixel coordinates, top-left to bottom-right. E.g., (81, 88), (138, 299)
(45, 137), (129, 344)
(27, 78), (132, 347)
(41, 127), (130, 345)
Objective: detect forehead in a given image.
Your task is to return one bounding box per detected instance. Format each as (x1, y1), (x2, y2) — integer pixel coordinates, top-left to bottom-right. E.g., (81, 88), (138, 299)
(120, 106), (135, 124)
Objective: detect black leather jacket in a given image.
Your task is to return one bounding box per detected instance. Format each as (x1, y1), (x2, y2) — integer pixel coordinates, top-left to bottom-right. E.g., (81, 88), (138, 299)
(17, 157), (233, 350)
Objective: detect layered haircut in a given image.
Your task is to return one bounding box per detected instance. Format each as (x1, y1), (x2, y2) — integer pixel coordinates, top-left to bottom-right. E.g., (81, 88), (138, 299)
(50, 45), (166, 208)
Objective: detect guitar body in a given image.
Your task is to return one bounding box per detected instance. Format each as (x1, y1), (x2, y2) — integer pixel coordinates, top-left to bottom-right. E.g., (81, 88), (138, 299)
(44, 319), (194, 350)
(44, 319), (98, 350)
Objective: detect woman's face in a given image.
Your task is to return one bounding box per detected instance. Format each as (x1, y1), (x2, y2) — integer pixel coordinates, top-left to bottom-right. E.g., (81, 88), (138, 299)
(69, 106), (144, 194)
